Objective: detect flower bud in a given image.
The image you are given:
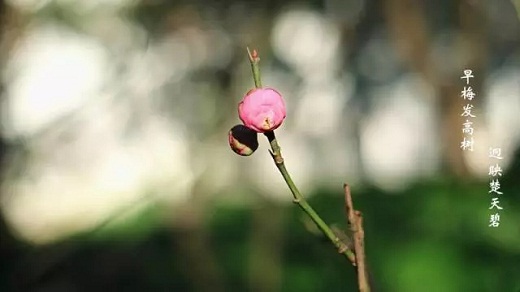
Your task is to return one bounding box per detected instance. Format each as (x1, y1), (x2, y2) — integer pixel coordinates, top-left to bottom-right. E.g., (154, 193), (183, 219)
(228, 124), (259, 156)
(238, 88), (286, 133)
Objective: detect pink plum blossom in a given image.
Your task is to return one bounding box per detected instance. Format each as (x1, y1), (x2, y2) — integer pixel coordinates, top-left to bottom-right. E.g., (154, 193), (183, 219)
(238, 88), (286, 133)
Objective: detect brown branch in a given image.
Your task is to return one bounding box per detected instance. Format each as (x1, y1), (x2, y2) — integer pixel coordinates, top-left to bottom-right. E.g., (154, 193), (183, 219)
(344, 184), (370, 292)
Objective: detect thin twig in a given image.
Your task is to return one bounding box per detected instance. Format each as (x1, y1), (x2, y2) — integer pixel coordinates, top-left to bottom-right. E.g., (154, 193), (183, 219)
(344, 184), (371, 292)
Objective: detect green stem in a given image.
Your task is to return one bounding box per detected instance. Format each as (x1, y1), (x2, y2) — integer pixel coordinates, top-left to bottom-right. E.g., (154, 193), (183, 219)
(247, 48), (356, 264)
(247, 47), (262, 88)
(265, 132), (356, 263)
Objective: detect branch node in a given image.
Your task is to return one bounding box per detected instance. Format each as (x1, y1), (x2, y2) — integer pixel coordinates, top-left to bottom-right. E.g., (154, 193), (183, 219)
(268, 149), (275, 158)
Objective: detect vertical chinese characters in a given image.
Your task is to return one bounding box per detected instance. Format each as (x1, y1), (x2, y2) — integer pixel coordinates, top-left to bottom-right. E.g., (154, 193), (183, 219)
(488, 147), (504, 227)
(460, 69), (476, 151)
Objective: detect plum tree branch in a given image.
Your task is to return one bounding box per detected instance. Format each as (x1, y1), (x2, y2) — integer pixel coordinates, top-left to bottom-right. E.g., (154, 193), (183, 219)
(246, 48), (371, 292)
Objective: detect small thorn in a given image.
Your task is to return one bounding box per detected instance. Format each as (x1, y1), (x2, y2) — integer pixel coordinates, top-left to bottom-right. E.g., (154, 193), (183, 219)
(293, 198), (300, 203)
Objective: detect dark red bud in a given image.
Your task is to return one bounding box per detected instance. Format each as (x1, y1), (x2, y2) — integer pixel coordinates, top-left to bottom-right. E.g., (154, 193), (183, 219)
(228, 124), (259, 156)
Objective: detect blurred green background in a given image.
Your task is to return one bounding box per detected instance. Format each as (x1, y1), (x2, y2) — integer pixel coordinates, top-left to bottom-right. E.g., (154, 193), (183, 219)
(0, 0), (519, 291)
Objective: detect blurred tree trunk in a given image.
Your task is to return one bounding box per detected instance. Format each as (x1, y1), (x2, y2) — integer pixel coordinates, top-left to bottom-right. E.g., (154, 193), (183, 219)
(248, 202), (284, 292)
(384, 0), (489, 178)
(0, 1), (25, 289)
(171, 186), (225, 292)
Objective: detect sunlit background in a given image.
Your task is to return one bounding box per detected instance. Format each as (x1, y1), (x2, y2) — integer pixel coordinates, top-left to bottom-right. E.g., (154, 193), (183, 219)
(0, 0), (519, 291)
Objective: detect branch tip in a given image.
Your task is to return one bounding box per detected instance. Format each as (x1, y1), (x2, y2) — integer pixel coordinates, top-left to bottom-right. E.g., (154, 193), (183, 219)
(246, 46), (252, 60)
(246, 47), (259, 62)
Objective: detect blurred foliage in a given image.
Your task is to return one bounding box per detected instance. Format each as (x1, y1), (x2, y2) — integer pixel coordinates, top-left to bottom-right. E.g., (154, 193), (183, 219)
(2, 167), (519, 291)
